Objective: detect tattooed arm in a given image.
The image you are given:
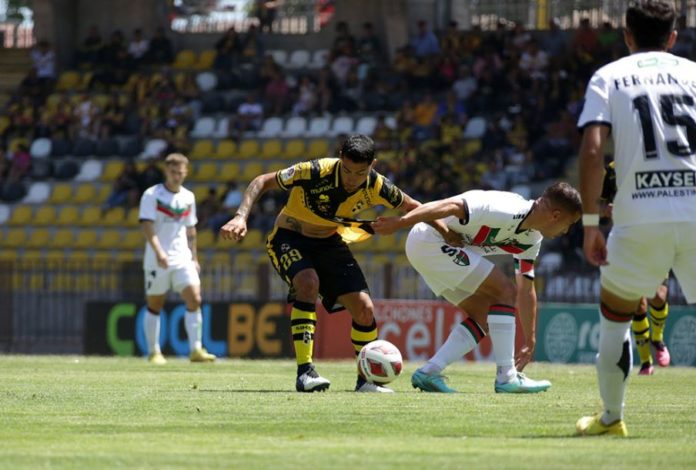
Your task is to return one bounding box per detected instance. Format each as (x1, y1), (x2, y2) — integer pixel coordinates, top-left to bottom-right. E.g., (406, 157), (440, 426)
(220, 172), (280, 242)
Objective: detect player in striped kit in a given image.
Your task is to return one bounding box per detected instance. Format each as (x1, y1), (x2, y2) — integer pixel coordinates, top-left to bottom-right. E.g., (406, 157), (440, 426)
(373, 183), (581, 393)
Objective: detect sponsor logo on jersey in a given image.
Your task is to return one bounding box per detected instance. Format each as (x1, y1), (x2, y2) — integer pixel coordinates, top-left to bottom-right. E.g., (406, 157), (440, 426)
(635, 170), (696, 189)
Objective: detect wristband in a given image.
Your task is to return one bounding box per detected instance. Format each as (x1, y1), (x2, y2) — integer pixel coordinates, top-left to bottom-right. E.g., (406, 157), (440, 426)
(582, 214), (600, 226)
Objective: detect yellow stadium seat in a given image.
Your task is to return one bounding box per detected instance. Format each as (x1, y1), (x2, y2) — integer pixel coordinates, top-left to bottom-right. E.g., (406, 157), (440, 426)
(121, 231), (143, 249)
(219, 162), (240, 181)
(284, 139), (306, 160)
(55, 71), (81, 91)
(265, 162), (285, 174)
(308, 139), (330, 158)
(192, 162), (218, 182)
(46, 93), (62, 111)
(70, 251), (90, 261)
(190, 139), (214, 160)
(79, 206), (101, 226)
(97, 230), (122, 249)
(125, 209), (140, 227)
(239, 229), (264, 249)
(78, 72), (94, 91)
(22, 250), (44, 261)
(4, 228), (25, 248)
(73, 184), (98, 204)
(173, 49), (196, 69)
(50, 229), (74, 249)
(260, 139), (282, 159)
(214, 140), (237, 159)
(240, 162), (263, 182)
(8, 205), (32, 225)
(34, 206), (57, 226)
(237, 140), (260, 159)
(26, 229), (51, 248)
(96, 185), (112, 204)
(0, 249), (18, 260)
(115, 250), (138, 262)
(0, 116), (9, 136)
(92, 94), (110, 109)
(74, 230), (98, 249)
(463, 139), (482, 158)
(197, 230), (214, 249)
(103, 207), (126, 226)
(101, 161), (124, 182)
(192, 185), (209, 202)
(195, 49), (216, 70)
(44, 250), (66, 262)
(57, 206), (80, 226)
(50, 183), (73, 204)
(233, 251), (255, 267)
(9, 137), (29, 153)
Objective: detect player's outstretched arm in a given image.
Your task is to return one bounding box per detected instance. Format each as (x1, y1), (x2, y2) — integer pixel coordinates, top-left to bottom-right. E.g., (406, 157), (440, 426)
(372, 195), (465, 235)
(220, 172), (279, 242)
(514, 273), (538, 371)
(579, 124), (610, 266)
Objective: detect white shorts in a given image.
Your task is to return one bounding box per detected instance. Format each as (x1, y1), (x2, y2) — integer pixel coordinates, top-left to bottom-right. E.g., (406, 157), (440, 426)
(602, 222), (696, 303)
(405, 223), (494, 305)
(144, 262), (200, 296)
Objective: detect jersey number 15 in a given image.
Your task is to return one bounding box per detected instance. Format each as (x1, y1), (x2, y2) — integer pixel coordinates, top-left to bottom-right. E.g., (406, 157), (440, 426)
(633, 93), (696, 158)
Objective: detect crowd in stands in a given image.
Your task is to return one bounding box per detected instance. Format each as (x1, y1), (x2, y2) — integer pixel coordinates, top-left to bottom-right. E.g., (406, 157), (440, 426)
(2, 15), (696, 264)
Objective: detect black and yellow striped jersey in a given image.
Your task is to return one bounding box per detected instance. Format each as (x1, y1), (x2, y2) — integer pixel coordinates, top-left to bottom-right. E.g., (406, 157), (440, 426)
(275, 158), (405, 242)
(600, 160), (617, 203)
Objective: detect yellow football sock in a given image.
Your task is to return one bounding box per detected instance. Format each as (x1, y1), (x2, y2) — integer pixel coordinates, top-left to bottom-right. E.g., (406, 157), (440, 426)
(632, 313), (652, 364)
(649, 302), (669, 343)
(291, 301), (316, 366)
(351, 320), (378, 356)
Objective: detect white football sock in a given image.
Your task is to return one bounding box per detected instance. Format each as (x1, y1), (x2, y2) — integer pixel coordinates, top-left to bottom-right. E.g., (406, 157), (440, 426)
(488, 313), (517, 383)
(596, 315), (632, 424)
(185, 309), (203, 352)
(145, 311), (161, 355)
(421, 323), (479, 375)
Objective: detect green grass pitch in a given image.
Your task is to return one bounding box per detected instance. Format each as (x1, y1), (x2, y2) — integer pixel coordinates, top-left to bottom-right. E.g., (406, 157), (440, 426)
(1, 356), (696, 469)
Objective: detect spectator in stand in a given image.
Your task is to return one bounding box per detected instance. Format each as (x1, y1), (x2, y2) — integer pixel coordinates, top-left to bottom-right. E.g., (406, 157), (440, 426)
(265, 67), (289, 115)
(147, 26), (174, 65)
(7, 144), (31, 182)
(30, 40), (56, 93)
(371, 113), (395, 151)
(542, 17), (567, 58)
(103, 161), (140, 213)
(255, 0), (278, 33)
(93, 30), (130, 89)
(473, 46), (504, 79)
(672, 15), (696, 58)
(127, 29), (150, 68)
(519, 39), (549, 80)
(331, 43), (358, 88)
(412, 92), (438, 140)
(208, 180), (243, 232)
(99, 94), (125, 139)
(231, 93), (263, 138)
(78, 26), (103, 67)
(316, 66), (335, 114)
(240, 24), (264, 63)
(197, 186), (222, 231)
(411, 20), (440, 58)
(436, 90), (467, 125)
(138, 160), (164, 194)
(441, 21), (462, 56)
(292, 76), (317, 115)
(72, 94), (100, 140)
(356, 21), (381, 77)
(572, 18), (599, 64)
(452, 64), (477, 102)
(332, 21), (356, 57)
(19, 68), (44, 104)
(214, 27), (241, 70)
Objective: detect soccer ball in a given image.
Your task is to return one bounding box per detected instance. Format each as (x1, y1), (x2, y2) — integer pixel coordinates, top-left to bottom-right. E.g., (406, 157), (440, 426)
(357, 339), (403, 385)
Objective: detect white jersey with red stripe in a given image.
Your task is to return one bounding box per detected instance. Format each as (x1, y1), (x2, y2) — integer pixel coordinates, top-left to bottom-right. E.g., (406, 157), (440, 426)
(578, 51), (696, 227)
(418, 190), (542, 278)
(139, 183), (197, 269)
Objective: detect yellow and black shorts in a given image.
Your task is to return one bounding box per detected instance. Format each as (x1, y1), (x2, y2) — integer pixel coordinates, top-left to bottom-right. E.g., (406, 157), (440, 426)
(266, 227), (369, 312)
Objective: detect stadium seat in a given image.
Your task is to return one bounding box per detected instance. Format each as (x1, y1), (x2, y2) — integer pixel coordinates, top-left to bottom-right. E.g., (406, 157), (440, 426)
(55, 71), (80, 91)
(190, 117), (216, 138)
(73, 184), (97, 204)
(120, 137), (142, 157)
(260, 139), (282, 159)
(141, 139), (167, 159)
(9, 137), (29, 153)
(265, 162), (286, 174)
(173, 49), (196, 69)
(3, 228), (26, 248)
(125, 209), (140, 227)
(237, 140), (260, 159)
(214, 140), (237, 159)
(282, 117), (307, 138)
(463, 116), (487, 139)
(51, 229), (74, 249)
(190, 139), (214, 160)
(385, 116), (397, 130)
(195, 50), (217, 70)
(121, 231), (143, 249)
(0, 204), (9, 225)
(258, 117), (283, 138)
(269, 50), (287, 66)
(192, 162), (218, 182)
(197, 230), (214, 249)
(79, 206), (101, 226)
(220, 162), (241, 181)
(96, 185), (111, 204)
(72, 138), (96, 157)
(51, 138), (72, 157)
(306, 116), (330, 137)
(8, 205), (32, 225)
(212, 117), (230, 139)
(240, 229), (264, 249)
(356, 116), (377, 135)
(0, 249), (18, 260)
(74, 159), (102, 181)
(240, 162), (263, 182)
(26, 229), (51, 248)
(56, 206), (80, 226)
(95, 138), (119, 157)
(22, 183), (50, 203)
(308, 139), (330, 158)
(74, 230), (98, 249)
(101, 161), (123, 182)
(309, 49), (329, 69)
(103, 207), (126, 226)
(330, 116), (354, 136)
(195, 71), (218, 91)
(97, 230), (122, 250)
(30, 138), (52, 159)
(287, 49), (311, 69)
(34, 206), (57, 226)
(49, 183), (72, 204)
(284, 139), (305, 160)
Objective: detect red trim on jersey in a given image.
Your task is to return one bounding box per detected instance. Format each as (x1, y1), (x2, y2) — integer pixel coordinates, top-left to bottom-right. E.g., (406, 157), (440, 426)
(472, 226), (491, 245)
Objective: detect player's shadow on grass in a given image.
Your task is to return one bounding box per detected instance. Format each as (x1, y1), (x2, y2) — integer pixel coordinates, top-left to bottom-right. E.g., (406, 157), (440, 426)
(198, 389), (356, 393)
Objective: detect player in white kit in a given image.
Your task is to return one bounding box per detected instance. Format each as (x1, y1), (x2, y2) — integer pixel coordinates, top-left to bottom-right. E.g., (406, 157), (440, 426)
(139, 153), (215, 364)
(577, 1), (696, 436)
(373, 183), (581, 393)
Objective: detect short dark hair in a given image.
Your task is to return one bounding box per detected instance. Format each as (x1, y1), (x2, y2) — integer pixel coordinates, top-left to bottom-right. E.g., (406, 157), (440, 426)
(626, 1), (676, 49)
(541, 182), (582, 215)
(340, 135), (375, 164)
